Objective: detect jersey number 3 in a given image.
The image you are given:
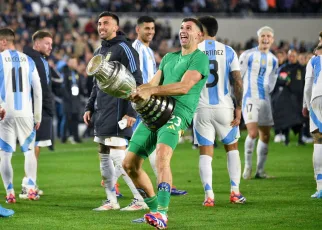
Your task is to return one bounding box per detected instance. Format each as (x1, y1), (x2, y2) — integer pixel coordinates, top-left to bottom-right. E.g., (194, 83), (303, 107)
(12, 67), (23, 92)
(206, 60), (219, 88)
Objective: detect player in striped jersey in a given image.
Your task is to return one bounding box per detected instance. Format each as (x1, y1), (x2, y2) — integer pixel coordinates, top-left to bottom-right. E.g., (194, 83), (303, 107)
(303, 44), (322, 198)
(0, 28), (42, 202)
(239, 26), (279, 179)
(193, 16), (246, 206)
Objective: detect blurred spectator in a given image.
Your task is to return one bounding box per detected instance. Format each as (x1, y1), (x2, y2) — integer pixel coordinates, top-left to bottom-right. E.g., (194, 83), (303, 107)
(272, 49), (305, 145)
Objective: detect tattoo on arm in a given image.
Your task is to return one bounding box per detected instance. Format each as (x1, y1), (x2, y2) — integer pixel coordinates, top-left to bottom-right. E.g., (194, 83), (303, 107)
(231, 71), (243, 109)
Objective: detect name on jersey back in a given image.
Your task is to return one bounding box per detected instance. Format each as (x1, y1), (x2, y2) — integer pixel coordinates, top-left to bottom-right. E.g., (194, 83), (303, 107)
(202, 50), (224, 56)
(5, 56), (27, 62)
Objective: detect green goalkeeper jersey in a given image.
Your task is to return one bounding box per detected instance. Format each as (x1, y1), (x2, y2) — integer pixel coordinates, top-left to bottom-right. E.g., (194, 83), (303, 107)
(159, 49), (209, 127)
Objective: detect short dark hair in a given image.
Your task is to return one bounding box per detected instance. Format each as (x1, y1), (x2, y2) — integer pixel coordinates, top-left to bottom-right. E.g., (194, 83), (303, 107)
(182, 18), (203, 33)
(98, 11), (119, 26)
(32, 30), (53, 43)
(319, 31), (322, 39)
(0, 28), (15, 43)
(137, 16), (155, 25)
(198, 16), (218, 37)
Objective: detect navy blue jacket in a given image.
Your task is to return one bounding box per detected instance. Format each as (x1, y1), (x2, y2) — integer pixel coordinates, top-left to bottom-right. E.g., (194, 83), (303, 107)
(85, 34), (142, 138)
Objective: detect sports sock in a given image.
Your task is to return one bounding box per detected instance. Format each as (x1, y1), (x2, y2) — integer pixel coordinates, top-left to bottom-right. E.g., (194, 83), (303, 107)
(110, 149), (144, 201)
(99, 153), (117, 203)
(157, 182), (171, 215)
(256, 139), (268, 175)
(148, 149), (158, 177)
(244, 135), (256, 169)
(313, 144), (322, 191)
(144, 195), (158, 212)
(0, 151), (14, 195)
(227, 150), (241, 193)
(24, 149), (37, 187)
(199, 155), (214, 199)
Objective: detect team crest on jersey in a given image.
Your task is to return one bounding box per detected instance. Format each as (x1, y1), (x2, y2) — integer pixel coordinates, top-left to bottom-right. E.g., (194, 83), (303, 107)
(261, 59), (266, 65)
(167, 125), (175, 130)
(105, 52), (112, 61)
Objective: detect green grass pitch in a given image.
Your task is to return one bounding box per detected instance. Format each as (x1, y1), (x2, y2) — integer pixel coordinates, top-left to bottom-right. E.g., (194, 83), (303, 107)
(1, 131), (321, 229)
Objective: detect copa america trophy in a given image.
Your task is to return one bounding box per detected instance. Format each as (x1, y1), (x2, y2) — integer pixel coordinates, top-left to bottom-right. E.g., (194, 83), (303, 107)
(86, 54), (175, 131)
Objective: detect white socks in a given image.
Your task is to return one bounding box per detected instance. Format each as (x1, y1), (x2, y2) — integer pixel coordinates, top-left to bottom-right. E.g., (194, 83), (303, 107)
(244, 135), (256, 169)
(99, 153), (117, 203)
(227, 150), (241, 193)
(24, 149), (37, 187)
(256, 140), (268, 175)
(0, 151), (14, 195)
(313, 144), (322, 191)
(199, 155), (214, 199)
(148, 149), (158, 177)
(110, 149), (144, 202)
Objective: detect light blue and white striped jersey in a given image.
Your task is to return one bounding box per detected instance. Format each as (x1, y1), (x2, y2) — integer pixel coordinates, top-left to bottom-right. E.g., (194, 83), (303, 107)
(304, 55), (322, 106)
(197, 40), (240, 109)
(239, 47), (278, 105)
(0, 49), (42, 121)
(132, 39), (156, 83)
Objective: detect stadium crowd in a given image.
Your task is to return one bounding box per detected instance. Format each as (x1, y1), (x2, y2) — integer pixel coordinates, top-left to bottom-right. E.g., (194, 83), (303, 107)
(0, 1), (318, 146)
(2, 0), (322, 14)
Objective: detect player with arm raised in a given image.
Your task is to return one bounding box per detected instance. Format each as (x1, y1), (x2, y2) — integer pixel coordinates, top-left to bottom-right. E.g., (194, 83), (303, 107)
(194, 16), (246, 206)
(240, 26), (278, 179)
(0, 28), (42, 203)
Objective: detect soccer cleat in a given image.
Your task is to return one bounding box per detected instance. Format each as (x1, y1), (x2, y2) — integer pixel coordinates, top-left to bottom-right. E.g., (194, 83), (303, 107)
(243, 167), (252, 180)
(203, 197), (215, 207)
(19, 187), (40, 200)
(171, 187), (187, 196)
(311, 190), (322, 198)
(120, 198), (148, 211)
(6, 194), (16, 204)
(0, 205), (14, 217)
(28, 189), (40, 200)
(144, 212), (168, 229)
(254, 172), (275, 179)
(92, 200), (120, 211)
(132, 217), (146, 223)
(230, 191), (246, 204)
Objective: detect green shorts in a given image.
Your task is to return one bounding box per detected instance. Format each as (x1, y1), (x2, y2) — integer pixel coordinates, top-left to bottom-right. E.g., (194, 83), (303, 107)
(128, 114), (187, 159)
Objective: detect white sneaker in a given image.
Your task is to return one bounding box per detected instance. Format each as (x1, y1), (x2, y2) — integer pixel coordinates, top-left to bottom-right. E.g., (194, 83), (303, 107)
(311, 190), (322, 198)
(93, 200), (120, 211)
(303, 137), (313, 143)
(120, 198), (148, 211)
(243, 167), (252, 180)
(311, 191), (319, 198)
(274, 134), (282, 143)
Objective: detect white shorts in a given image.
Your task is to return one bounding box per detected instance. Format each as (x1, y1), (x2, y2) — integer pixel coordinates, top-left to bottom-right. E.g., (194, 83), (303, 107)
(35, 140), (52, 147)
(193, 107), (240, 146)
(242, 98), (274, 126)
(0, 117), (35, 153)
(94, 136), (128, 147)
(310, 96), (322, 133)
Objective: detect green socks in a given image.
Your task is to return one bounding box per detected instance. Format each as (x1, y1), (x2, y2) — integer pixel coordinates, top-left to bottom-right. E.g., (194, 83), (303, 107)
(157, 182), (171, 215)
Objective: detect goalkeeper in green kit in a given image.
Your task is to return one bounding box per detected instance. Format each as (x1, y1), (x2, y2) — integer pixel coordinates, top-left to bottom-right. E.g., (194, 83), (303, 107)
(123, 17), (209, 229)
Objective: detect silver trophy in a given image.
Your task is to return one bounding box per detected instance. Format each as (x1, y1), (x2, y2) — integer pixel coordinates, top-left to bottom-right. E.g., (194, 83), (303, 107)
(86, 54), (175, 131)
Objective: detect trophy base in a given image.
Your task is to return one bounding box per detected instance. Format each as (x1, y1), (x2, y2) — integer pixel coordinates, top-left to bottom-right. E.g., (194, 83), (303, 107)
(137, 96), (175, 132)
